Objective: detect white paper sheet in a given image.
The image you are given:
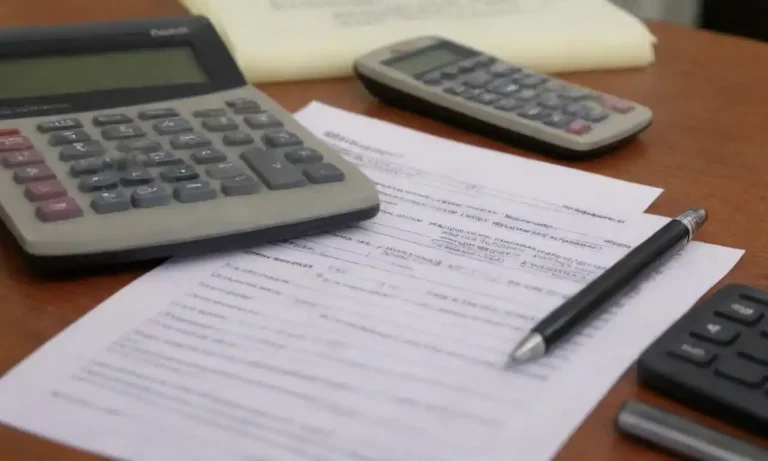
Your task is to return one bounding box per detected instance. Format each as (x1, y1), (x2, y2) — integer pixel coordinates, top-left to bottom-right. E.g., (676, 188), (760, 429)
(0, 104), (742, 461)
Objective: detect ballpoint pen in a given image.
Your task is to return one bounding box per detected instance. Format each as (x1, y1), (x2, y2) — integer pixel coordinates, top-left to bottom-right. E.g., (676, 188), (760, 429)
(505, 208), (708, 367)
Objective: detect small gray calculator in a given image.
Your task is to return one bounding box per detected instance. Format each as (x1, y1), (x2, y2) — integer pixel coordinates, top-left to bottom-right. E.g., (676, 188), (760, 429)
(0, 16), (379, 270)
(354, 36), (653, 160)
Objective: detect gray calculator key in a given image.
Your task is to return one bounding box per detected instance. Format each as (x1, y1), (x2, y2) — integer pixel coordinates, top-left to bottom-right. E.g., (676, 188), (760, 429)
(191, 147), (227, 165)
(464, 73), (492, 87)
(138, 108), (179, 120)
(515, 88), (539, 101)
(487, 79), (520, 96)
(92, 113), (133, 126)
(117, 138), (162, 154)
(141, 150), (183, 167)
(193, 108), (227, 118)
(473, 56), (494, 67)
(538, 92), (565, 109)
(37, 117), (82, 133)
(556, 86), (592, 100)
(160, 164), (199, 182)
(222, 131), (254, 146)
(174, 180), (217, 203)
(514, 73), (548, 87)
(471, 92), (501, 105)
(516, 105), (551, 120)
(152, 118), (193, 135)
(459, 88), (484, 100)
(78, 171), (119, 192)
(202, 116), (238, 132)
(131, 185), (171, 208)
(262, 130), (303, 148)
(240, 147), (308, 190)
(221, 174), (258, 196)
(441, 65), (460, 78)
(488, 62), (520, 77)
(70, 157), (112, 176)
(226, 98), (261, 113)
(493, 98), (524, 112)
(285, 147), (323, 164)
(102, 124), (146, 140)
(443, 83), (468, 95)
(170, 132), (211, 149)
(48, 129), (92, 146)
(457, 60), (475, 72)
(541, 112), (575, 128)
(60, 141), (107, 161)
(420, 71), (442, 85)
(244, 112), (283, 129)
(120, 168), (155, 186)
(303, 162), (345, 184)
(91, 190), (131, 214)
(205, 162), (244, 179)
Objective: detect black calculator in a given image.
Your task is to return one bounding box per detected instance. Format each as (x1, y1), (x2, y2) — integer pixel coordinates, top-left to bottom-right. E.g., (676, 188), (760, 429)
(637, 284), (768, 436)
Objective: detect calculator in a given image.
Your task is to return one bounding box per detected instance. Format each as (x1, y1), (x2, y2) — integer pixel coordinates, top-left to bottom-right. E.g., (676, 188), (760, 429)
(637, 284), (768, 437)
(0, 16), (379, 270)
(353, 36), (652, 160)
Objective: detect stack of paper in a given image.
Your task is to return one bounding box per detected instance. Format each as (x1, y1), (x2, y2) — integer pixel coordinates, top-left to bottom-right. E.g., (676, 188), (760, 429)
(0, 103), (743, 460)
(179, 0), (657, 83)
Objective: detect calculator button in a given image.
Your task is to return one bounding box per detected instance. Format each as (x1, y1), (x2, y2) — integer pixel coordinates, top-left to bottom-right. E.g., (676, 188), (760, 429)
(36, 197), (83, 222)
(131, 185), (171, 208)
(205, 162), (245, 179)
(193, 108), (227, 118)
(102, 124), (146, 140)
(566, 120), (592, 135)
(0, 136), (33, 152)
(285, 147), (323, 164)
(667, 341), (717, 367)
(487, 79), (520, 96)
(78, 171), (119, 192)
(690, 320), (741, 345)
(440, 65), (460, 79)
(473, 56), (494, 67)
(120, 168), (155, 186)
(240, 147), (307, 190)
(138, 108), (179, 120)
(24, 179), (66, 202)
(37, 117), (82, 133)
(515, 88), (539, 101)
(714, 357), (768, 388)
(2, 149), (44, 167)
(70, 157), (112, 176)
(13, 164), (55, 184)
(493, 98), (524, 112)
(738, 338), (768, 366)
(141, 151), (183, 167)
(457, 60), (475, 72)
(221, 174), (258, 196)
(420, 71), (443, 86)
(262, 130), (303, 148)
(470, 92), (501, 106)
(48, 130), (91, 146)
(225, 98), (261, 114)
(117, 139), (162, 154)
(0, 128), (19, 136)
(602, 96), (635, 113)
(556, 86), (592, 100)
(160, 164), (200, 183)
(513, 73), (548, 87)
(152, 118), (194, 135)
(244, 113), (283, 130)
(60, 141), (107, 161)
(517, 105), (551, 121)
(191, 147), (228, 165)
(222, 131), (254, 146)
(715, 301), (764, 326)
(541, 112), (575, 129)
(202, 116), (238, 132)
(488, 62), (520, 77)
(443, 83), (468, 95)
(538, 92), (565, 110)
(303, 162), (345, 184)
(91, 190), (131, 214)
(570, 103), (610, 122)
(92, 113), (133, 126)
(464, 73), (493, 88)
(174, 180), (217, 203)
(169, 132), (211, 150)
(459, 88), (484, 100)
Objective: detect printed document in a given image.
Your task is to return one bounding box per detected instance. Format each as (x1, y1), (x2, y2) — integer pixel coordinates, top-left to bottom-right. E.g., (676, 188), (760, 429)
(0, 104), (742, 461)
(180, 0), (656, 82)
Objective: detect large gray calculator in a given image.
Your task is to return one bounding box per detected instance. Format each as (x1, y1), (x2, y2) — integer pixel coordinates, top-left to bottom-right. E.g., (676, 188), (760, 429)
(354, 36), (653, 160)
(0, 16), (379, 270)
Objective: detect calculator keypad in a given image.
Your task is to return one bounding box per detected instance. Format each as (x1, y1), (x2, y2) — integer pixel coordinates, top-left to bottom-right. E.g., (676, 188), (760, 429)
(0, 95), (346, 224)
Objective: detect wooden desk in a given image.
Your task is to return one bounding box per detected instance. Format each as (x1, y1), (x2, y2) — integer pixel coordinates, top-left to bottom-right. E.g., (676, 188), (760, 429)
(1, 1), (768, 459)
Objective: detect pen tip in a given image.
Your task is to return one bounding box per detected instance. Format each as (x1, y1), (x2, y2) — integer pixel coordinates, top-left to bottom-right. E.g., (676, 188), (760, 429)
(504, 333), (546, 368)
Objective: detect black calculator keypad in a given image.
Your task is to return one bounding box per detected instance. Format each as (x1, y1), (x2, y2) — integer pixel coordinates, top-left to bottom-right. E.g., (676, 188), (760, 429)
(637, 284), (768, 436)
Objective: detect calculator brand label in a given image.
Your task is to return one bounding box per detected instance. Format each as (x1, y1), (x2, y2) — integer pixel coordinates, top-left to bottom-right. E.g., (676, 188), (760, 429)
(150, 27), (190, 37)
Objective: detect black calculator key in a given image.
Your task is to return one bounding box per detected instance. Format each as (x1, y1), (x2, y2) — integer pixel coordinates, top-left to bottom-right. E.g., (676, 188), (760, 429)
(92, 113), (133, 126)
(303, 162), (345, 184)
(138, 108), (179, 120)
(244, 112), (283, 129)
(120, 168), (155, 186)
(202, 116), (238, 132)
(241, 147), (307, 190)
(102, 124), (146, 140)
(221, 174), (258, 196)
(285, 147), (323, 164)
(191, 147), (228, 165)
(160, 164), (199, 183)
(70, 157), (112, 176)
(169, 132), (211, 150)
(222, 131), (254, 146)
(206, 162), (245, 179)
(60, 141), (107, 161)
(152, 118), (193, 135)
(715, 300), (764, 326)
(262, 130), (302, 148)
(141, 151), (183, 167)
(78, 171), (119, 192)
(48, 130), (91, 146)
(714, 356), (768, 388)
(689, 319), (741, 345)
(667, 341), (717, 367)
(91, 190), (131, 214)
(37, 117), (82, 133)
(738, 338), (768, 366)
(192, 108), (227, 118)
(117, 139), (162, 154)
(173, 180), (217, 203)
(131, 185), (170, 208)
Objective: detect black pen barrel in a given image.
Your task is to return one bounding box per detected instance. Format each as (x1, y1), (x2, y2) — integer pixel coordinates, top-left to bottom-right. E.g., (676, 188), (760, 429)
(534, 219), (691, 345)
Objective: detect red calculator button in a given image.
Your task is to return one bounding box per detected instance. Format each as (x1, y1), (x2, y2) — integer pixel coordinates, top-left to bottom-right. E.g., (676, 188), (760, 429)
(566, 120), (592, 135)
(13, 164), (55, 184)
(35, 197), (83, 222)
(24, 179), (67, 202)
(1, 149), (44, 168)
(0, 135), (33, 152)
(0, 128), (20, 136)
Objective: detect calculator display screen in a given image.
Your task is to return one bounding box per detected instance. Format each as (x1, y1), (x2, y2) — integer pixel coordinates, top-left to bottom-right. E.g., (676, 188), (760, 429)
(384, 47), (466, 75)
(0, 47), (209, 100)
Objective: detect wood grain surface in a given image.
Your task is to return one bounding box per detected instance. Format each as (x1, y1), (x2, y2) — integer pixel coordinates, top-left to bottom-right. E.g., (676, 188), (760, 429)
(1, 1), (768, 459)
